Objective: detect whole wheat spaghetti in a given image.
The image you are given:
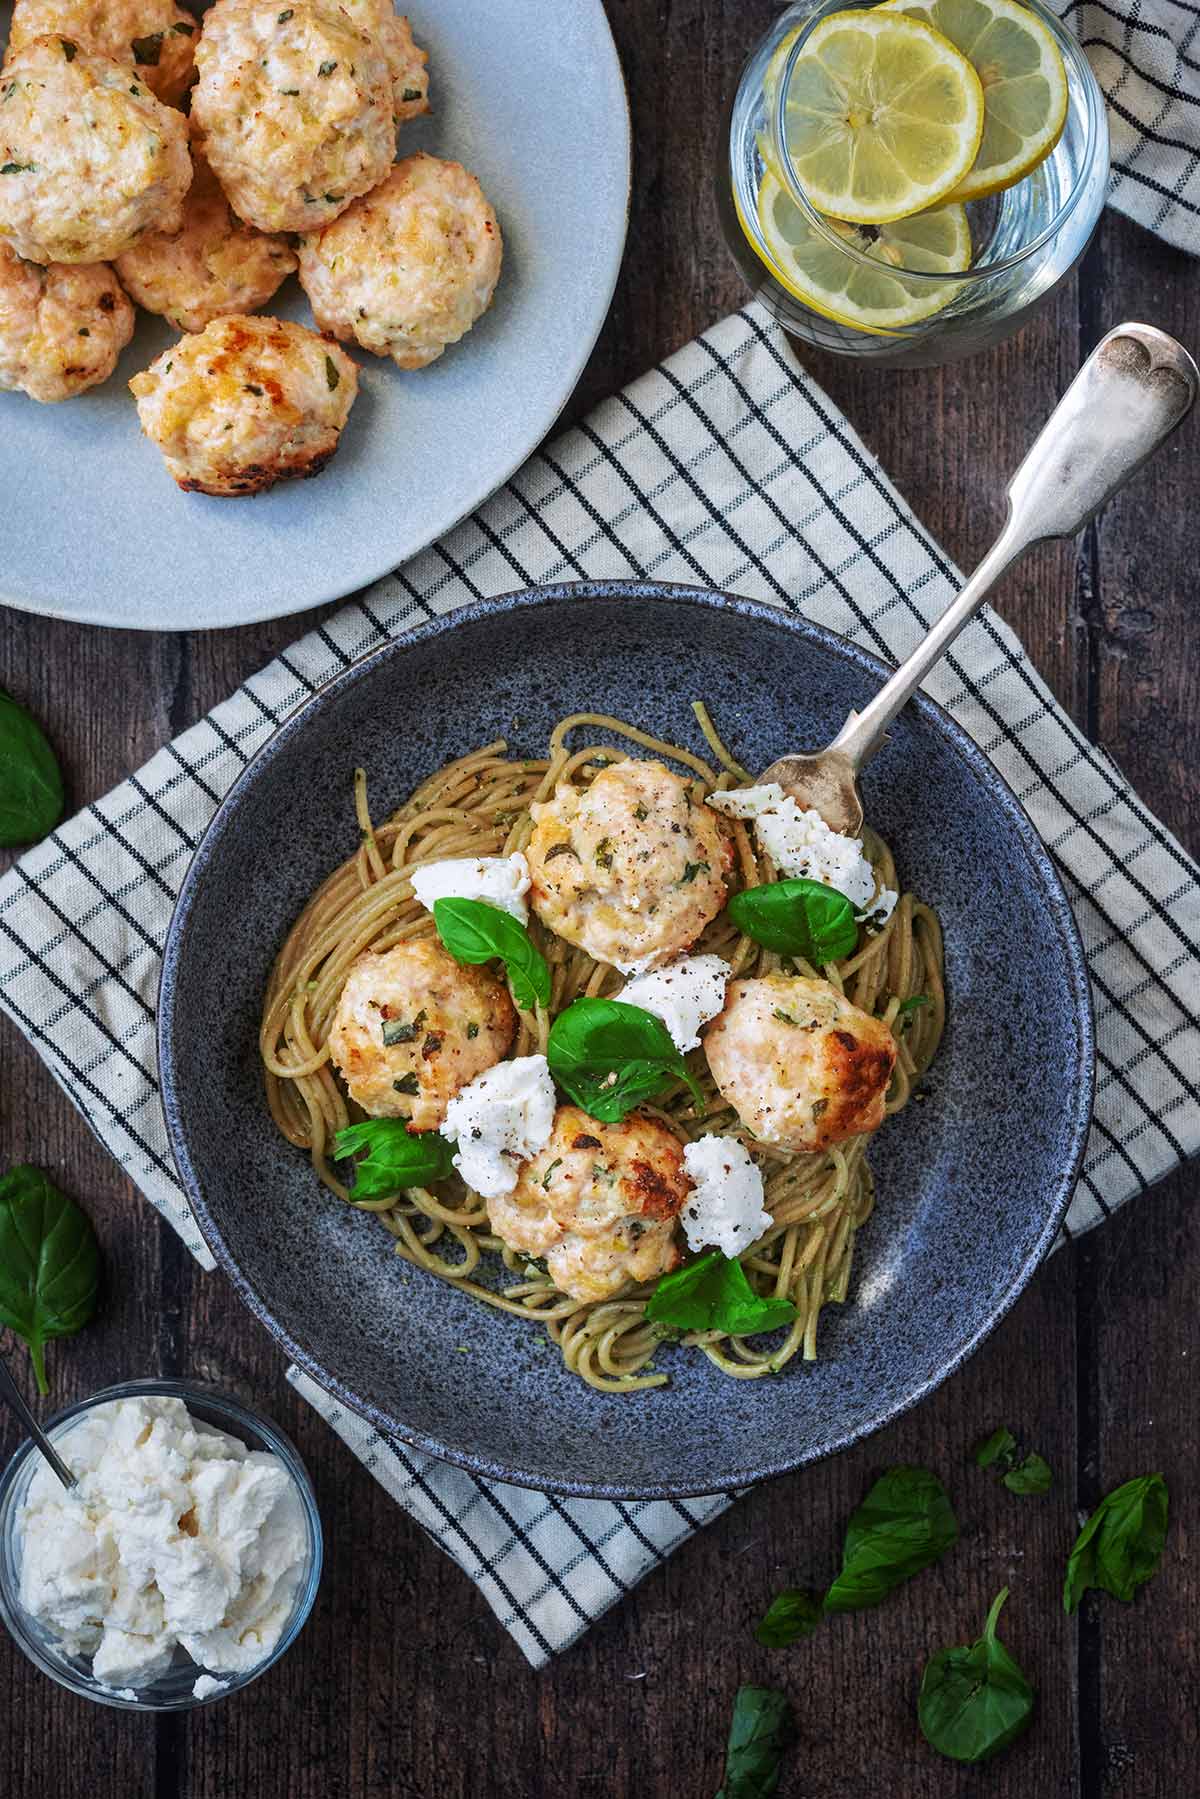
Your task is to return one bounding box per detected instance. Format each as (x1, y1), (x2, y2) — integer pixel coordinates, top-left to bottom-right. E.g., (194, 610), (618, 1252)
(260, 708), (944, 1392)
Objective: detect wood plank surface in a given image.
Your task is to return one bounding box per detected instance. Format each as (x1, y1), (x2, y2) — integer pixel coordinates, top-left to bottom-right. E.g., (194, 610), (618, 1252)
(1, 2), (1197, 1795)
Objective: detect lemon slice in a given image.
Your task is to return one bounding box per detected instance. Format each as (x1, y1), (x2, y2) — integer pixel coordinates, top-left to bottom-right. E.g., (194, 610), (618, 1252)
(880, 0), (1068, 201)
(764, 25), (804, 105)
(779, 10), (984, 223)
(756, 169), (971, 332)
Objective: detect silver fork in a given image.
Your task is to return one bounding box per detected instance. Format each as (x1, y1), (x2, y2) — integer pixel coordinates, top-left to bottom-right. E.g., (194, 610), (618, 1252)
(0, 1348), (76, 1491)
(759, 324), (1198, 835)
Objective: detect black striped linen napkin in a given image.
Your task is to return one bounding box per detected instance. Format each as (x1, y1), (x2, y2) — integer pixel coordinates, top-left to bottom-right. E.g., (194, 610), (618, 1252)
(1063, 0), (1200, 253)
(2, 308), (1198, 1666)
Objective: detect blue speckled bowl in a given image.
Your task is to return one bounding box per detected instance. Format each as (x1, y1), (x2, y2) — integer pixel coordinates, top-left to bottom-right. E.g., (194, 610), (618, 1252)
(159, 584), (1095, 1498)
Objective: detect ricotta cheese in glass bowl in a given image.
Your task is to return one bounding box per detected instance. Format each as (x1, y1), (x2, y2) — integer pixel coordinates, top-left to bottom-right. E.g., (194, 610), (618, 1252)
(0, 1380), (322, 1709)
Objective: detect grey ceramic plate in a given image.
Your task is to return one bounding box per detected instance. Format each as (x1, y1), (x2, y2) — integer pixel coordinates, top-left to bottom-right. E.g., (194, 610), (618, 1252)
(0, 0), (629, 630)
(159, 584), (1095, 1498)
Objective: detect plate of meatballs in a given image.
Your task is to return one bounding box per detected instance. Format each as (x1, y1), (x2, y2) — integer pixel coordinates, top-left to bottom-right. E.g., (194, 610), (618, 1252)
(0, 0), (630, 626)
(159, 584), (1095, 1497)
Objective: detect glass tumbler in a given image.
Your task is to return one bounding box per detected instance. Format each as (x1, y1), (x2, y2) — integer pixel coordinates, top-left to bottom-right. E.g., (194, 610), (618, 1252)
(718, 0), (1109, 367)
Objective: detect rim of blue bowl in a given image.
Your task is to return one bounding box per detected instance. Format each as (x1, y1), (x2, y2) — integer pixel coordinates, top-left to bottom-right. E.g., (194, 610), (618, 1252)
(158, 581), (1096, 1498)
(0, 1378), (323, 1709)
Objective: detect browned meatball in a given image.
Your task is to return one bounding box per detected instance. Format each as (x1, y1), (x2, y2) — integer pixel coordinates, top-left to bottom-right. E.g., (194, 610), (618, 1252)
(704, 974), (897, 1152)
(328, 938), (517, 1133)
(526, 759), (731, 973)
(488, 1104), (690, 1301)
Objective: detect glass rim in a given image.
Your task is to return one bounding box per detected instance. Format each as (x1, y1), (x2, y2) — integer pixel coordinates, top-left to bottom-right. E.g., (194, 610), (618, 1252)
(770, 0), (1106, 284)
(0, 1378), (323, 1711)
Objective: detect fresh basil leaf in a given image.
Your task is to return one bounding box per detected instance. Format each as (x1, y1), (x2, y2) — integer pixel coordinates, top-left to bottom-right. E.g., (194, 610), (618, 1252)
(727, 878), (858, 965)
(547, 996), (704, 1122)
(1063, 1474), (1168, 1612)
(333, 1119), (455, 1200)
(645, 1249), (796, 1338)
(432, 897), (551, 1013)
(0, 689), (65, 847)
(823, 1466), (958, 1612)
(715, 1685), (793, 1799)
(755, 1588), (822, 1647)
(897, 994), (931, 1016)
(0, 1167), (100, 1395)
(972, 1428), (1052, 1494)
(918, 1588), (1034, 1764)
(973, 1427), (1018, 1470)
(1003, 1453), (1053, 1496)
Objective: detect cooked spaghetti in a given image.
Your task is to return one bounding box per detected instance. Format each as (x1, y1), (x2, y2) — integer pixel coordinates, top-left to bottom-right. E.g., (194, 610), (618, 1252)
(260, 709), (944, 1392)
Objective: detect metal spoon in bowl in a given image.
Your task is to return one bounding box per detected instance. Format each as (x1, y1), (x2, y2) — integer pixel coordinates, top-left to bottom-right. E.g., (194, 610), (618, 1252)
(760, 324), (1198, 835)
(0, 1347), (77, 1491)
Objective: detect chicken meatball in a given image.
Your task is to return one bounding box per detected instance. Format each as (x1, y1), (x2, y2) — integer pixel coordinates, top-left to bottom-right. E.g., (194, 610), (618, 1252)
(0, 243), (134, 400)
(297, 153), (502, 370)
(0, 38), (192, 264)
(526, 758), (732, 973)
(339, 1), (429, 122)
(192, 0), (394, 235)
(328, 938), (517, 1132)
(115, 149), (298, 332)
(704, 974), (897, 1153)
(5, 0), (199, 108)
(489, 1105), (689, 1302)
(129, 314), (358, 495)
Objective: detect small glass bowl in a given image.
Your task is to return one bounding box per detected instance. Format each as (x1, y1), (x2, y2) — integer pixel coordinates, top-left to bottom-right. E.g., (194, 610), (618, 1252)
(0, 1378), (323, 1710)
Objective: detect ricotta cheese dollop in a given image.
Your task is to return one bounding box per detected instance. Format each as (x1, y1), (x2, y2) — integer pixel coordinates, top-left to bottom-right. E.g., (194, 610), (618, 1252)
(17, 1395), (308, 1694)
(708, 785), (897, 920)
(620, 954), (730, 1053)
(409, 853), (531, 923)
(681, 1135), (772, 1258)
(440, 1053), (556, 1199)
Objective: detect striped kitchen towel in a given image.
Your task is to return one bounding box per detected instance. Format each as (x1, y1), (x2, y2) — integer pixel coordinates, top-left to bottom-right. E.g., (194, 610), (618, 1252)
(1064, 0), (1200, 255)
(1, 307), (1198, 1666)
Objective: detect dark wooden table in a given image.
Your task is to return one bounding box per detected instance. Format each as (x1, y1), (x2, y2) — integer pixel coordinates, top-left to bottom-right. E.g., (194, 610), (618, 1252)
(2, 4), (1197, 1794)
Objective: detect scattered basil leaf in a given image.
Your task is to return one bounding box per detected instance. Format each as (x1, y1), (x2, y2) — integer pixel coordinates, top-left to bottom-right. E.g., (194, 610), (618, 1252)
(333, 1119), (454, 1200)
(727, 878), (858, 965)
(325, 353), (340, 391)
(897, 994), (930, 1016)
(0, 162), (38, 174)
(1003, 1453), (1053, 1496)
(432, 897), (551, 1013)
(645, 1249), (796, 1338)
(973, 1427), (1018, 1470)
(392, 1072), (420, 1095)
(401, 85), (423, 101)
(317, 58), (337, 75)
(715, 1685), (793, 1799)
(1063, 1474), (1168, 1612)
(973, 1428), (1053, 1494)
(0, 688), (65, 846)
(0, 1166), (100, 1395)
(918, 1588), (1034, 1764)
(823, 1466), (958, 1612)
(547, 996), (704, 1121)
(755, 1588), (822, 1647)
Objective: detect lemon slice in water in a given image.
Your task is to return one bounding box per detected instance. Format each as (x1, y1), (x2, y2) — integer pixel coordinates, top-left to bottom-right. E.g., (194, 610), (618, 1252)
(779, 10), (985, 223)
(881, 0), (1068, 201)
(755, 169), (972, 332)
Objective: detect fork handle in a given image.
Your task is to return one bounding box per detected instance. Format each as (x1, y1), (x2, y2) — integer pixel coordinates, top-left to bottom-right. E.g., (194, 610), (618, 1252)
(827, 323), (1198, 772)
(0, 1349), (77, 1490)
